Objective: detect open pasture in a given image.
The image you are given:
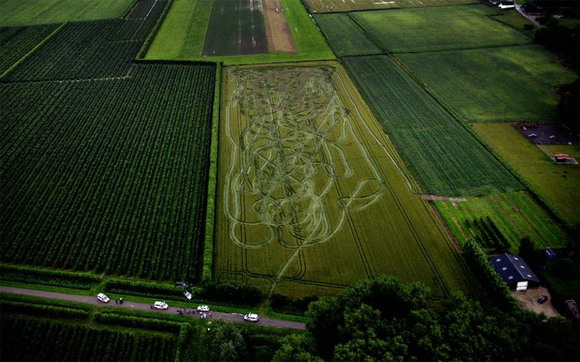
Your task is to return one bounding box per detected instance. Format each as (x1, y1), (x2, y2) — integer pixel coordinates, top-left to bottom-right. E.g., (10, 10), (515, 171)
(398, 45), (577, 123)
(343, 55), (523, 197)
(313, 13), (382, 57)
(214, 62), (475, 299)
(473, 123), (580, 228)
(146, 0), (333, 64)
(303, 0), (477, 12)
(0, 0), (135, 27)
(350, 5), (531, 53)
(434, 192), (570, 252)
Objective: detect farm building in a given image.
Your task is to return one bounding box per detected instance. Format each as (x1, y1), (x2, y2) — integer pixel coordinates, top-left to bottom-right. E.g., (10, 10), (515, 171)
(489, 253), (540, 290)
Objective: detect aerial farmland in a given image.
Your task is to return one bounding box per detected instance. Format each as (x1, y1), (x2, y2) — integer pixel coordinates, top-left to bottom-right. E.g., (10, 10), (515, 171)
(0, 0), (578, 360)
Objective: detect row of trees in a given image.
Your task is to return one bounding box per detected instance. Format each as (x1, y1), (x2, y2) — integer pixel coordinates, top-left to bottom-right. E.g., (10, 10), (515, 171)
(271, 276), (580, 361)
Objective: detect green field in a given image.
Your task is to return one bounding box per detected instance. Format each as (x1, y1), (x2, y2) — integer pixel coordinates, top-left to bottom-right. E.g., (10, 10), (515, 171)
(314, 13), (383, 57)
(146, 0), (334, 64)
(350, 5), (531, 53)
(0, 4), (215, 282)
(214, 62), (475, 299)
(473, 123), (580, 228)
(0, 0), (135, 26)
(303, 0), (477, 12)
(434, 192), (570, 252)
(489, 9), (537, 36)
(398, 45), (577, 123)
(343, 55), (523, 196)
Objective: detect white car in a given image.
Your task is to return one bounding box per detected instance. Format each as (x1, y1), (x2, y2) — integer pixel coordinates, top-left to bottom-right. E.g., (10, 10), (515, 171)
(97, 293), (110, 303)
(153, 301), (169, 310)
(197, 305), (210, 312)
(243, 313), (259, 322)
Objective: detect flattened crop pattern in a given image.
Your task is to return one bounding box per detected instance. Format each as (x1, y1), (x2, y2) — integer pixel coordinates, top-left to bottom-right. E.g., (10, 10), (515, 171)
(215, 64), (473, 298)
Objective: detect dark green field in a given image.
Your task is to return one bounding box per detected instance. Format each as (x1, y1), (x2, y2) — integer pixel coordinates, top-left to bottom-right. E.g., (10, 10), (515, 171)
(343, 55), (523, 196)
(0, 1), (215, 282)
(202, 0), (268, 56)
(314, 13), (382, 57)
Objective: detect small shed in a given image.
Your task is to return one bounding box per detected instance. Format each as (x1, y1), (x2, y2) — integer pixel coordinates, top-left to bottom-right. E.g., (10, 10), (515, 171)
(489, 253), (540, 290)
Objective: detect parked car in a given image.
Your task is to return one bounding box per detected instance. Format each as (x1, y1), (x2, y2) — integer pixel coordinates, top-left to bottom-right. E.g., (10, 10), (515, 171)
(537, 295), (548, 304)
(565, 300), (580, 320)
(97, 293), (110, 303)
(244, 313), (259, 322)
(197, 305), (210, 312)
(153, 301), (169, 310)
(184, 291), (192, 300)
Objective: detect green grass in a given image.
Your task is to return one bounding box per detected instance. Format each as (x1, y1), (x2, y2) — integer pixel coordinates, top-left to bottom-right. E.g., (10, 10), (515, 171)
(342, 55), (523, 196)
(0, 0), (135, 26)
(314, 13), (383, 57)
(434, 191), (570, 252)
(350, 5), (531, 53)
(145, 0), (334, 64)
(303, 0), (477, 13)
(398, 45), (577, 123)
(472, 123), (580, 228)
(488, 9), (537, 36)
(214, 62), (476, 299)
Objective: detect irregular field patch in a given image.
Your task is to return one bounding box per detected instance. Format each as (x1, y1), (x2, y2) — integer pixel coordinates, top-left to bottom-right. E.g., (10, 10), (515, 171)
(145, 0), (333, 64)
(434, 191), (570, 252)
(343, 55), (523, 196)
(472, 123), (580, 228)
(214, 62), (475, 299)
(0, 0), (135, 27)
(350, 5), (531, 53)
(398, 45), (577, 123)
(303, 0), (477, 13)
(314, 13), (382, 57)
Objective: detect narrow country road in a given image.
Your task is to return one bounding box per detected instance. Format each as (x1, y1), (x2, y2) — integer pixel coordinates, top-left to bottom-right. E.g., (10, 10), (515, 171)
(0, 286), (306, 330)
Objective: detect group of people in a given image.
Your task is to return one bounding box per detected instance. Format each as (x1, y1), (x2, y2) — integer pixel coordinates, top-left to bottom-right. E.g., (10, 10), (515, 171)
(176, 308), (212, 319)
(114, 298), (123, 305)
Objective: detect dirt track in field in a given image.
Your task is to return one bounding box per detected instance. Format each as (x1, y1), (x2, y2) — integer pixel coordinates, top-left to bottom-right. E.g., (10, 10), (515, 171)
(262, 0), (296, 53)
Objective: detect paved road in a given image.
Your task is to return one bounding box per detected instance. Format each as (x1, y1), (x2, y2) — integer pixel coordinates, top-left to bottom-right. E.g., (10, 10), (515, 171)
(0, 286), (306, 330)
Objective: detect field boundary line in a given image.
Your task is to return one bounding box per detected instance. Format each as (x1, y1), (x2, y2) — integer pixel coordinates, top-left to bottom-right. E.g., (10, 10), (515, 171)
(201, 63), (222, 283)
(0, 23), (66, 80)
(136, 0), (173, 59)
(335, 64), (423, 195)
(391, 41), (534, 55)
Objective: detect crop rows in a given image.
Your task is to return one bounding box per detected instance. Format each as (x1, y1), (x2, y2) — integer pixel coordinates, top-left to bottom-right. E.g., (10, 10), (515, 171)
(313, 13), (382, 57)
(434, 192), (570, 250)
(215, 63), (475, 298)
(1, 315), (176, 362)
(0, 62), (216, 281)
(2, 0), (167, 82)
(0, 24), (59, 74)
(343, 55), (523, 196)
(464, 217), (510, 252)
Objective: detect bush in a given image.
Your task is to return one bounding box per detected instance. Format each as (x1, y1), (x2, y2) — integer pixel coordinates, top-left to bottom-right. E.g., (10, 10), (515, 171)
(0, 263), (101, 289)
(463, 239), (519, 311)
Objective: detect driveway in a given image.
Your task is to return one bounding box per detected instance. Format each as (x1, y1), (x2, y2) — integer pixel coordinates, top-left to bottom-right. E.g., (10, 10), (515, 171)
(0, 286), (306, 330)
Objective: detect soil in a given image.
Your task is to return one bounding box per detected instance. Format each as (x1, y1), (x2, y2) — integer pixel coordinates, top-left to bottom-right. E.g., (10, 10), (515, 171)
(262, 0), (297, 54)
(510, 286), (560, 318)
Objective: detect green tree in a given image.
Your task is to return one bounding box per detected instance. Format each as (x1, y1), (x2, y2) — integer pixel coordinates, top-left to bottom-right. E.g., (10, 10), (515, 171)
(272, 334), (322, 362)
(305, 296), (342, 359)
(207, 321), (247, 361)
